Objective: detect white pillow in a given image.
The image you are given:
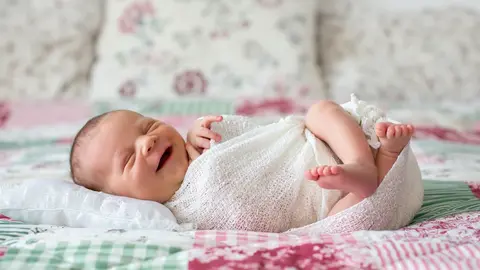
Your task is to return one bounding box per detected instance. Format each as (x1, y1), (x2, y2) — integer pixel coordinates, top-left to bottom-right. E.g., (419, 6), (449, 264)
(0, 179), (189, 230)
(90, 0), (325, 100)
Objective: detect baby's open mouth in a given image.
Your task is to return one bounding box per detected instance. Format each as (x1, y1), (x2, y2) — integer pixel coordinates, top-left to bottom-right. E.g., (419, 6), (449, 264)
(156, 146), (173, 172)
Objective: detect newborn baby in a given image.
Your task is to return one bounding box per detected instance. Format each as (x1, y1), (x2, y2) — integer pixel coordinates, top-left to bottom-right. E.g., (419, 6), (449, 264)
(69, 96), (414, 232)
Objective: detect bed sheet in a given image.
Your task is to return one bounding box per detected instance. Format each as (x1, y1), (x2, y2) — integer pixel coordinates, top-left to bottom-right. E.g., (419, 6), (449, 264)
(1, 98), (480, 269)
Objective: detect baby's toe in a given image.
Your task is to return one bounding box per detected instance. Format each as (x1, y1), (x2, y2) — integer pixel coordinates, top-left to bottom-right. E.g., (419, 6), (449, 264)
(316, 166), (326, 176)
(407, 125), (415, 135)
(402, 125), (412, 136)
(394, 125), (403, 137)
(323, 166), (333, 176)
(387, 126), (396, 139)
(375, 122), (390, 137)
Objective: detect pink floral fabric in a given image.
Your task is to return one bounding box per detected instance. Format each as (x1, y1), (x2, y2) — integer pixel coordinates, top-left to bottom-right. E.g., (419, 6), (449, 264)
(469, 183), (480, 199)
(0, 212), (479, 268)
(414, 127), (480, 145)
(90, 0), (325, 100)
(187, 213), (480, 269)
(0, 101), (90, 129)
(0, 103), (10, 128)
(236, 97), (309, 116)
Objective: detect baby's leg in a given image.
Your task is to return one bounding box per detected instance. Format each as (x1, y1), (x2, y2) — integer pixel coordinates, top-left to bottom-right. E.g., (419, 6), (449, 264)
(375, 122), (414, 181)
(305, 100), (378, 199)
(326, 122), (414, 216)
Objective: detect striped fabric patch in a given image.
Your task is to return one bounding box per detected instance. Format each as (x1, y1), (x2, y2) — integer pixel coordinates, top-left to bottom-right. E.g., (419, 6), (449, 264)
(0, 219), (31, 243)
(411, 180), (480, 224)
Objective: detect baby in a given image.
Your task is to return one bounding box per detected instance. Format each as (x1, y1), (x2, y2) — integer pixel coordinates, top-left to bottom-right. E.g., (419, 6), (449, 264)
(70, 98), (414, 232)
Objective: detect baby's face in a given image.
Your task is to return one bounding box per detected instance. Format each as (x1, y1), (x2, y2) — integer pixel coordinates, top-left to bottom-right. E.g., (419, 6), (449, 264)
(81, 110), (188, 203)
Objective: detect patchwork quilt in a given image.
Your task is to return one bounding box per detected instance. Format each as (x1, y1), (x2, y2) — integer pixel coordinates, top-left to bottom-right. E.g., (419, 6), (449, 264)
(0, 99), (480, 269)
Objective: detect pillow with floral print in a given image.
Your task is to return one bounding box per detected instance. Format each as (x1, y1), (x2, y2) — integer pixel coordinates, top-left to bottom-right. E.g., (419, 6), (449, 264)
(317, 1), (480, 103)
(0, 0), (103, 100)
(90, 0), (325, 100)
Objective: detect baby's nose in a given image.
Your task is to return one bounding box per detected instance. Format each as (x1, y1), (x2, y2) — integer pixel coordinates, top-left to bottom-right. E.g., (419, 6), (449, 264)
(145, 137), (157, 154)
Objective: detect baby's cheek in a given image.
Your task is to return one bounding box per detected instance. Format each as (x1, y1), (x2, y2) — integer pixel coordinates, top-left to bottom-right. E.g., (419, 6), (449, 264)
(130, 168), (147, 184)
(131, 161), (150, 177)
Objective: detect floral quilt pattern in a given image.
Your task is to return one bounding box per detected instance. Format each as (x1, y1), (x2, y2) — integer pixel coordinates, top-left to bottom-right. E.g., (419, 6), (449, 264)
(1, 99), (480, 269)
(0, 213), (479, 269)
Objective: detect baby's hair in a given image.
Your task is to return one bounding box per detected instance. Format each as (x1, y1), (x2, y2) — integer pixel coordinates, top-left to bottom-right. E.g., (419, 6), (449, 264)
(69, 112), (111, 191)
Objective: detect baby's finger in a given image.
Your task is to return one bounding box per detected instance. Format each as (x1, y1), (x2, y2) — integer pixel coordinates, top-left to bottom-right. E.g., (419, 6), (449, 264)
(201, 115), (223, 128)
(197, 127), (221, 142)
(186, 143), (201, 161)
(195, 137), (211, 149)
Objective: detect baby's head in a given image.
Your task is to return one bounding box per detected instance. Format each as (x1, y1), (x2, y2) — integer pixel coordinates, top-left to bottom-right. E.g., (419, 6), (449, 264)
(69, 110), (189, 203)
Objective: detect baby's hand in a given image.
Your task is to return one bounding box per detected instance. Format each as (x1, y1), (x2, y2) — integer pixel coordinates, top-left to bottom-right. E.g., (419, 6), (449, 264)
(187, 115), (223, 153)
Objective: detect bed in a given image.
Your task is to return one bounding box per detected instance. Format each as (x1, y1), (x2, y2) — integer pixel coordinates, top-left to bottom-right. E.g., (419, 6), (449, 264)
(0, 98), (479, 269)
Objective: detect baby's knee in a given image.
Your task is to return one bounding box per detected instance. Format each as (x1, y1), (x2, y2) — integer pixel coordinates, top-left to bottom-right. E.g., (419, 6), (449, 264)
(307, 100), (343, 119)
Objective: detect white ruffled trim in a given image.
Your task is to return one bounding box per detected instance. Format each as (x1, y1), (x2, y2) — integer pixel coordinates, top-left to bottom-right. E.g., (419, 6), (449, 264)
(345, 93), (388, 149)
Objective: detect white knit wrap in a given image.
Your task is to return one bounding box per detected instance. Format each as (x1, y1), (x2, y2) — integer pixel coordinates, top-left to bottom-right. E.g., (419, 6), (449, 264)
(165, 95), (424, 233)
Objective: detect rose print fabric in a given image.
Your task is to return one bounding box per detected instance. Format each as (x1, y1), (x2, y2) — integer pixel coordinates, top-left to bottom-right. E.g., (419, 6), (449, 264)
(90, 0), (325, 100)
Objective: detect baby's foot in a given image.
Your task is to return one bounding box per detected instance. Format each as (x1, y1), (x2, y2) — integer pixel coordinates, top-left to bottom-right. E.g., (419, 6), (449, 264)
(375, 122), (414, 158)
(375, 122), (414, 186)
(305, 163), (378, 199)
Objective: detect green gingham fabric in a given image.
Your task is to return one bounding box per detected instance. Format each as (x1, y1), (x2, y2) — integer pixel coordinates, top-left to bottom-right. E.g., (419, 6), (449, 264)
(0, 218), (189, 269)
(1, 241), (187, 269)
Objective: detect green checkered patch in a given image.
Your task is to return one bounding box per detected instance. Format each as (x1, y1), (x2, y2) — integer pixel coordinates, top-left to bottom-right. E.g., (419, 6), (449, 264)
(0, 240), (187, 270)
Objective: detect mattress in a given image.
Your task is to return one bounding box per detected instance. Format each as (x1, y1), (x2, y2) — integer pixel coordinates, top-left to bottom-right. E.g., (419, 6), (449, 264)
(0, 98), (479, 269)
